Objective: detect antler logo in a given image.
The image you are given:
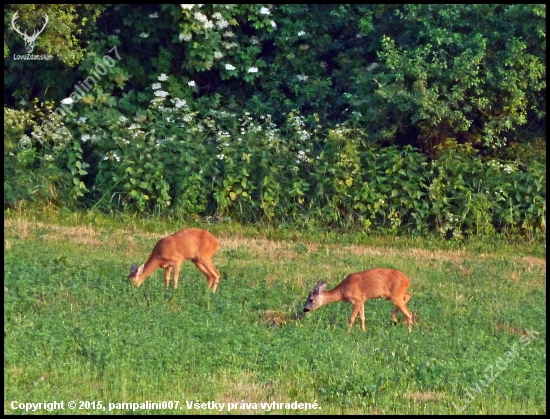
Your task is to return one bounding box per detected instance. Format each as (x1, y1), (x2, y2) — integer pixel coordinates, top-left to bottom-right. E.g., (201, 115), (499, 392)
(11, 11), (49, 54)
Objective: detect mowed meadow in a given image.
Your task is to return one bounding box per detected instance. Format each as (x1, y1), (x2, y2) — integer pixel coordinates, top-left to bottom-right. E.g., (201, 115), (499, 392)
(4, 213), (546, 414)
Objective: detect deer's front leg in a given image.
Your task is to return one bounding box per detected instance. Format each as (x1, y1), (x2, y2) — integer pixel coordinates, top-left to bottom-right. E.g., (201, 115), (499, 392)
(348, 302), (361, 332)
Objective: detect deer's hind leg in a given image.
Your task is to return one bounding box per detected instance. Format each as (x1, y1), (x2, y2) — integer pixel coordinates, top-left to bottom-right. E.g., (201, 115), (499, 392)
(192, 258), (217, 291)
(359, 303), (366, 331)
(391, 292), (412, 324)
(391, 294), (413, 332)
(194, 257), (220, 292)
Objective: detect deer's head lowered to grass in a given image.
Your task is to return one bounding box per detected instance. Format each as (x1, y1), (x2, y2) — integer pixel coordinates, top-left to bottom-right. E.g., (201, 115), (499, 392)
(303, 268), (414, 332)
(11, 11), (49, 54)
(128, 228), (221, 291)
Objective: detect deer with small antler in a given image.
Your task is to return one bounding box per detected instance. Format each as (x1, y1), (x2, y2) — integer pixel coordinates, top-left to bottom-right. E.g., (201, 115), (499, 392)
(303, 268), (415, 332)
(11, 11), (49, 54)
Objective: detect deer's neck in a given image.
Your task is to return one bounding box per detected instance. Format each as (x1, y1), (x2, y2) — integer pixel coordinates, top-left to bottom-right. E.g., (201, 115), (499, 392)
(321, 287), (344, 304)
(137, 256), (163, 284)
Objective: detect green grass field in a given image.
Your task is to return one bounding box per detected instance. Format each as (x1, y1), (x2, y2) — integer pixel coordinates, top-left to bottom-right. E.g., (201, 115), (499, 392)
(4, 213), (546, 414)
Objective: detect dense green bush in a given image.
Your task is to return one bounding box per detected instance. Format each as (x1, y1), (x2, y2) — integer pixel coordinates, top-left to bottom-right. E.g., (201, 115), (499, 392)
(4, 103), (83, 208)
(4, 88), (545, 240)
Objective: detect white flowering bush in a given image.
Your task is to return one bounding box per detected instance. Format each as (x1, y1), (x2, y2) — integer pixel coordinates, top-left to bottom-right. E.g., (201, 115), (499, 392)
(177, 4), (272, 79)
(5, 87), (546, 239)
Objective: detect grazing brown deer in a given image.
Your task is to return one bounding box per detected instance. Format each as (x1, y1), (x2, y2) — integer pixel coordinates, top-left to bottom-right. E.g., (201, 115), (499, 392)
(128, 228), (220, 291)
(303, 268), (414, 332)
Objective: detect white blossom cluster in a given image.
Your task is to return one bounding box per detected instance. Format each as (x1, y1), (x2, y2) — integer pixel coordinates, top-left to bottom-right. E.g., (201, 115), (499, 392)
(487, 159), (516, 174)
(194, 12), (207, 22)
(104, 151), (121, 162)
(174, 98), (187, 108)
(290, 115), (311, 142)
(223, 42), (238, 50)
(296, 150), (308, 163)
(179, 33), (192, 42)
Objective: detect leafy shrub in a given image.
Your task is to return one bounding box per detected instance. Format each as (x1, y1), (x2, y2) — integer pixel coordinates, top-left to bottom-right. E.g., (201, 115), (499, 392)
(6, 86), (544, 241)
(4, 103), (87, 209)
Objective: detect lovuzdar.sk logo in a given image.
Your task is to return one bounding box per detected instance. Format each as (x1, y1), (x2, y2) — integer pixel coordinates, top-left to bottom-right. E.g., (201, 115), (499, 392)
(11, 11), (51, 59)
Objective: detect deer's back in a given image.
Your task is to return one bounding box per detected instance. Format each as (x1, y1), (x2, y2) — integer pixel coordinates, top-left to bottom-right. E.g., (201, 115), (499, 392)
(151, 228), (218, 261)
(339, 268), (410, 301)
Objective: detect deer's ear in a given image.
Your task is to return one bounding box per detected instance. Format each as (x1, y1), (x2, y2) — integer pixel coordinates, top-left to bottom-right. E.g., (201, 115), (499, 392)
(129, 263), (139, 277)
(137, 264), (145, 275)
(313, 281), (327, 294)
